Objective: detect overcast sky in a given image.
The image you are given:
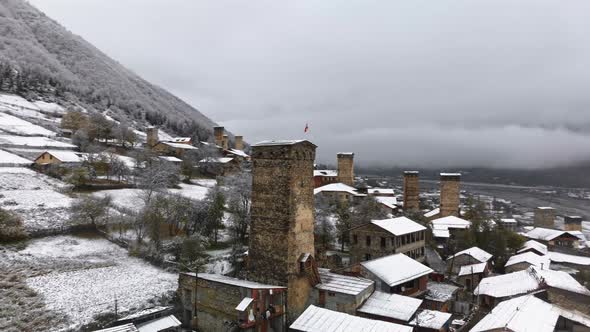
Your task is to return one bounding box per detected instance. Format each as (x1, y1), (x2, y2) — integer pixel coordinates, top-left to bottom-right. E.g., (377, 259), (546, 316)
(30, 0), (590, 169)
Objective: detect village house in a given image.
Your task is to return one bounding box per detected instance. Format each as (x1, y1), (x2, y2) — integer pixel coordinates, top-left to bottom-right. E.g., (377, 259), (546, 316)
(313, 169), (338, 188)
(504, 251), (551, 273)
(524, 227), (583, 249)
(152, 141), (198, 158)
(456, 261), (489, 291)
(34, 150), (84, 166)
(446, 246), (492, 274)
(409, 309), (452, 332)
(349, 217), (427, 264)
(290, 305), (413, 332)
(198, 156), (240, 176)
(178, 272), (287, 331)
(518, 240), (549, 256)
(374, 196), (400, 215)
(474, 266), (590, 313)
(360, 253), (433, 297)
(314, 182), (366, 204)
(547, 251), (590, 274)
(308, 268), (374, 315)
(470, 294), (590, 332)
(422, 282), (459, 313)
(430, 215), (471, 240)
(357, 291), (423, 324)
(498, 218), (517, 232)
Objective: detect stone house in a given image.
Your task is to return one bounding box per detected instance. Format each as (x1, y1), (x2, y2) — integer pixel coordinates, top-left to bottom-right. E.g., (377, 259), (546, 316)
(152, 141), (198, 158)
(524, 227), (582, 249)
(446, 246), (492, 274)
(504, 252), (551, 273)
(357, 291), (422, 324)
(422, 282), (459, 313)
(34, 150), (84, 166)
(308, 268), (374, 315)
(198, 156), (240, 176)
(313, 169), (337, 188)
(314, 182), (366, 205)
(349, 216), (427, 264)
(518, 240), (548, 256)
(360, 253), (433, 297)
(456, 262), (488, 291)
(178, 272), (287, 331)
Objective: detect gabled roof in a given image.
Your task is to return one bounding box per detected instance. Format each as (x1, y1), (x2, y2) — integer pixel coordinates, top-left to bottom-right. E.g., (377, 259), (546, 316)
(158, 156), (182, 163)
(431, 216), (471, 230)
(518, 240), (548, 255)
(471, 295), (590, 332)
(424, 208), (440, 218)
(548, 251), (590, 266)
(410, 310), (452, 330)
(505, 252), (551, 269)
(361, 253), (433, 287)
(448, 247), (492, 263)
(227, 149), (249, 158)
(375, 196), (398, 209)
(37, 150), (84, 163)
(525, 227), (579, 241)
(458, 262), (487, 276)
(253, 139), (315, 147)
(425, 282), (459, 302)
(290, 305), (412, 332)
(190, 273), (286, 290)
(314, 183), (365, 196)
(474, 267), (590, 298)
(357, 291), (422, 322)
(370, 217), (426, 236)
(316, 268), (374, 296)
(368, 188), (395, 195)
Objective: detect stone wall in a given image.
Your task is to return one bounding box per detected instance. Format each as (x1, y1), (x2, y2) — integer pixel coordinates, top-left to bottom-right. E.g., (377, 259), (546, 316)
(146, 127), (158, 147)
(307, 285), (373, 315)
(448, 254), (484, 274)
(337, 153), (354, 186)
(247, 140), (317, 321)
(534, 207), (555, 228)
(440, 174), (460, 217)
(403, 171), (420, 212)
(547, 288), (590, 314)
(349, 223), (425, 264)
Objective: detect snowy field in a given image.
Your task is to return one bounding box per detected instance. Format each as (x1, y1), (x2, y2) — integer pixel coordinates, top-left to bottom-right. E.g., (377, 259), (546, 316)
(0, 112), (56, 136)
(0, 167), (73, 231)
(0, 149), (31, 166)
(0, 235), (177, 331)
(0, 135), (76, 149)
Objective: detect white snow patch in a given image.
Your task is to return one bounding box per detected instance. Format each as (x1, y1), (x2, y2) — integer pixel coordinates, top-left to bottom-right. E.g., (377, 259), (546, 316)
(0, 112), (56, 136)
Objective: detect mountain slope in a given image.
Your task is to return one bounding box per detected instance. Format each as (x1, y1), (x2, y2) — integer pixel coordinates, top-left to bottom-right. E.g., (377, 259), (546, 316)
(0, 0), (216, 139)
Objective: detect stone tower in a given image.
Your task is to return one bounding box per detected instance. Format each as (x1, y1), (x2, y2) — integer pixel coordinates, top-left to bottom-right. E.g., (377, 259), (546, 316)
(234, 135), (244, 150)
(440, 173), (461, 217)
(222, 135), (229, 150)
(403, 171), (420, 212)
(564, 215), (582, 232)
(337, 152), (354, 186)
(247, 140), (316, 321)
(535, 207), (555, 228)
(146, 127), (158, 147)
(213, 126), (224, 147)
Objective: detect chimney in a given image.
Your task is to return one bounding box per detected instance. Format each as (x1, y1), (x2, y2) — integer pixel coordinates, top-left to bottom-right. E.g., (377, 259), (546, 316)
(535, 207), (555, 228)
(403, 171), (420, 212)
(247, 139), (317, 320)
(337, 152), (354, 186)
(235, 135), (244, 150)
(146, 126), (158, 147)
(214, 126), (224, 147)
(564, 215), (583, 232)
(222, 134), (229, 150)
(440, 173), (461, 217)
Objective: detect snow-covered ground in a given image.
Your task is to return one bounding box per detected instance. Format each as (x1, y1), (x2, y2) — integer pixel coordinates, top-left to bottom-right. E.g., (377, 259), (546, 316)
(0, 112), (56, 136)
(0, 167), (73, 231)
(33, 101), (66, 115)
(1, 235), (177, 331)
(0, 135), (75, 148)
(169, 183), (209, 201)
(0, 149), (31, 166)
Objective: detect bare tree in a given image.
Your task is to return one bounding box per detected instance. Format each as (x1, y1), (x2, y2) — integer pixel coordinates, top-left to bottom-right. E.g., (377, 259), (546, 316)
(223, 173), (252, 244)
(70, 195), (112, 226)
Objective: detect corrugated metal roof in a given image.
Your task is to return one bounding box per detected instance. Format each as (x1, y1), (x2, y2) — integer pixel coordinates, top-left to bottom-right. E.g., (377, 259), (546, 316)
(371, 217), (425, 236)
(93, 323), (139, 332)
(357, 291), (422, 321)
(136, 315), (181, 332)
(316, 268), (373, 296)
(290, 305), (413, 332)
(361, 253), (433, 287)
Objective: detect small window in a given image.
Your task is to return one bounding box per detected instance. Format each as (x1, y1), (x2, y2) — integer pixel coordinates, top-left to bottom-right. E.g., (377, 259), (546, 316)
(353, 234), (358, 245)
(328, 292), (336, 297)
(380, 237), (386, 248)
(366, 236), (371, 246)
(364, 253), (371, 261)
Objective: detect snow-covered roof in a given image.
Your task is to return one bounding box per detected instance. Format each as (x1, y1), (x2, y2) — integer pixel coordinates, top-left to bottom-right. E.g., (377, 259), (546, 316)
(375, 196), (398, 209)
(361, 253), (433, 287)
(200, 157), (234, 164)
(290, 305), (412, 332)
(471, 295), (590, 332)
(518, 240), (548, 255)
(191, 273), (286, 290)
(475, 267), (590, 298)
(117, 307), (171, 321)
(448, 247), (492, 263)
(316, 268), (374, 296)
(410, 310), (452, 330)
(548, 251), (590, 266)
(235, 297), (253, 311)
(370, 217), (426, 236)
(505, 252), (551, 269)
(432, 228), (450, 238)
(38, 150), (84, 163)
(227, 148), (249, 158)
(314, 183), (365, 196)
(357, 291), (422, 321)
(500, 218), (517, 224)
(254, 139), (311, 147)
(431, 216), (471, 230)
(94, 324), (139, 332)
(525, 227), (578, 241)
(425, 282), (459, 302)
(0, 149), (31, 165)
(440, 172), (461, 177)
(161, 141), (198, 149)
(314, 169), (337, 177)
(458, 262), (488, 276)
(337, 152), (354, 155)
(136, 315), (181, 332)
(537, 206), (555, 210)
(368, 188), (395, 195)
(424, 208), (440, 218)
(171, 137), (191, 143)
(158, 156), (182, 163)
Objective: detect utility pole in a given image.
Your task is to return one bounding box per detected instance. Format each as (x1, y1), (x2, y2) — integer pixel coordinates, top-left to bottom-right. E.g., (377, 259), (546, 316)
(114, 294), (118, 319)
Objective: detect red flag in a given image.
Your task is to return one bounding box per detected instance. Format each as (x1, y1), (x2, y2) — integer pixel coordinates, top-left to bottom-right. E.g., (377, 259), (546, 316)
(304, 123), (309, 133)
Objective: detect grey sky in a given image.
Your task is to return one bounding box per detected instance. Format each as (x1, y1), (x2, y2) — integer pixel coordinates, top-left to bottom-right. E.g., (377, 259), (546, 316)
(30, 0), (590, 168)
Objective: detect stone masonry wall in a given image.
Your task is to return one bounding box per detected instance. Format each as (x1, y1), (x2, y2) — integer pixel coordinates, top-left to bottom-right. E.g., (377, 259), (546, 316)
(403, 171), (420, 211)
(337, 153), (354, 186)
(440, 174), (460, 217)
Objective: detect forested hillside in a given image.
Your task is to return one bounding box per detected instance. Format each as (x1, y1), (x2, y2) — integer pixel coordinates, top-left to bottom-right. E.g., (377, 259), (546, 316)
(0, 0), (216, 139)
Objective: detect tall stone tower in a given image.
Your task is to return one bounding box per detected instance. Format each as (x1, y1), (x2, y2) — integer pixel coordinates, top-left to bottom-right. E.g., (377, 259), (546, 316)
(146, 127), (158, 147)
(234, 135), (244, 150)
(564, 215), (582, 231)
(440, 173), (461, 217)
(247, 140), (317, 320)
(222, 134), (229, 150)
(535, 207), (555, 228)
(213, 126), (224, 147)
(403, 171), (420, 212)
(337, 152), (354, 186)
